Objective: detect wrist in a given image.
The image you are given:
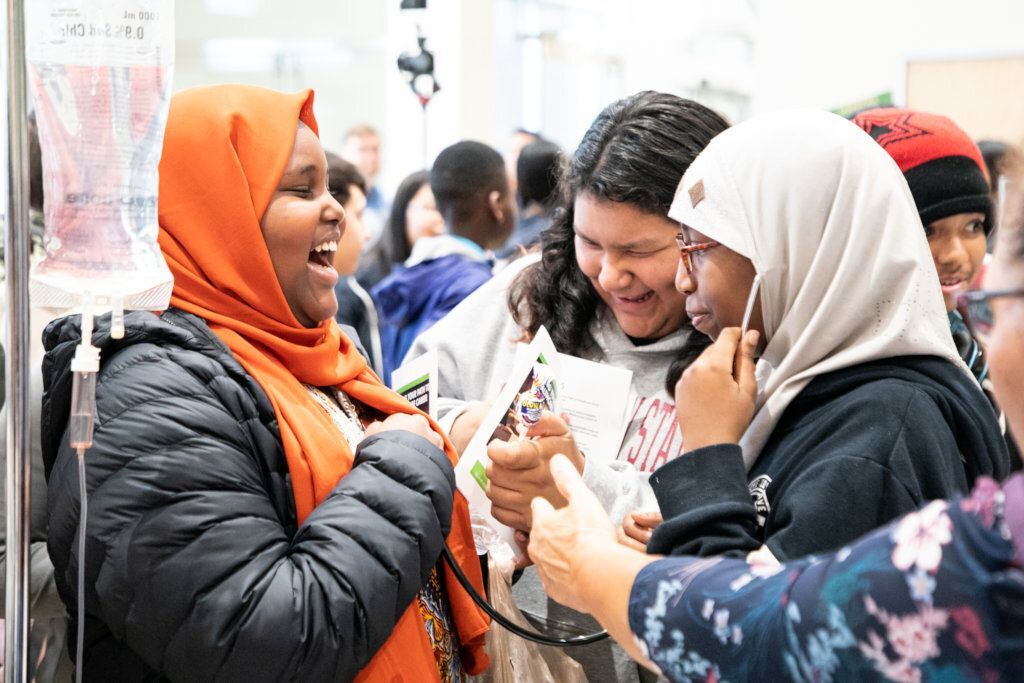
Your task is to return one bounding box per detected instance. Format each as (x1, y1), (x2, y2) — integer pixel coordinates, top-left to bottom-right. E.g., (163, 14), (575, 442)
(681, 426), (743, 452)
(571, 534), (622, 601)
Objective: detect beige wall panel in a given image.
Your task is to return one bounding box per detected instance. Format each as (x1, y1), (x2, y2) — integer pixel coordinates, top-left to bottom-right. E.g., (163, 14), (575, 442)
(907, 57), (1024, 143)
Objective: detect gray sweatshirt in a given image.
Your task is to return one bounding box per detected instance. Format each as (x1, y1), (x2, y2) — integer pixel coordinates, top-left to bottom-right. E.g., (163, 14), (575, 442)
(405, 254), (689, 682)
(406, 253), (687, 521)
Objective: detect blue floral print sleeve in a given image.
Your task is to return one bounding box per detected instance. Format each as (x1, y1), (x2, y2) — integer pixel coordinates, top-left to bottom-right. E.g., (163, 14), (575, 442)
(628, 478), (1024, 682)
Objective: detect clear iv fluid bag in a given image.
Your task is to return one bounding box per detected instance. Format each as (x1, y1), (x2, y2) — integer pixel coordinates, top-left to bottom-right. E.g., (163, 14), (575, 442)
(27, 1), (174, 312)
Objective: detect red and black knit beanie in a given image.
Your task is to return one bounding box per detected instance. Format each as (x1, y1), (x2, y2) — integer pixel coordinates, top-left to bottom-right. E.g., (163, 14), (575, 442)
(852, 108), (992, 234)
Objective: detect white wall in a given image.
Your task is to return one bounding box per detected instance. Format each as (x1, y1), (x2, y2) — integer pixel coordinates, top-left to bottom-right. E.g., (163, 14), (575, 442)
(751, 0), (1024, 114)
(172, 0), (1024, 196)
(176, 0), (391, 151)
(175, 0), (508, 195)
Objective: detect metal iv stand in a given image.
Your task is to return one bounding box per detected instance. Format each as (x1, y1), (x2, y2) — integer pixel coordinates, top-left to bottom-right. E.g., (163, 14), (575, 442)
(4, 0), (33, 679)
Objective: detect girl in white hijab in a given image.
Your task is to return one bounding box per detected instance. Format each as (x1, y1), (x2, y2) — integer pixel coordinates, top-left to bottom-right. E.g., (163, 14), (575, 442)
(619, 109), (1007, 559)
(520, 114), (1024, 683)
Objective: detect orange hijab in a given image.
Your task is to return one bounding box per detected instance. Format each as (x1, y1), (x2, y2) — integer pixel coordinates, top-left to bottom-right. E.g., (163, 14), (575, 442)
(157, 85), (488, 680)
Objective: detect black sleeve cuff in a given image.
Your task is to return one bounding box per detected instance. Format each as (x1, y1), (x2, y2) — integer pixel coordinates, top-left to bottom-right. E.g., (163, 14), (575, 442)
(650, 444), (751, 518)
(648, 444), (761, 557)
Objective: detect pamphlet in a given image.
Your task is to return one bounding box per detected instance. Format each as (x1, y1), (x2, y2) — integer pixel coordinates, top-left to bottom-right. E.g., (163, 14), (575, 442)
(454, 327), (561, 557)
(510, 343), (633, 466)
(390, 349), (438, 421)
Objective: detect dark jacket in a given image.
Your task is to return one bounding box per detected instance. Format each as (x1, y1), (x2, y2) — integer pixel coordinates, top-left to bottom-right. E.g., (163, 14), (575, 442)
(354, 242), (394, 292)
(42, 309), (456, 682)
(495, 213), (551, 259)
(335, 276), (384, 377)
(649, 355), (1010, 560)
(372, 253), (492, 385)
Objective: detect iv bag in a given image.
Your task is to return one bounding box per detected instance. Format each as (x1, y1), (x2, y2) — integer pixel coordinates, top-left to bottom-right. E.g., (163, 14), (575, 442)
(27, 0), (174, 313)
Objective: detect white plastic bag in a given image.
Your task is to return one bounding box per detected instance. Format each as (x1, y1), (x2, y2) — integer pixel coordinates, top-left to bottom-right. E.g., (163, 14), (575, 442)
(469, 526), (585, 683)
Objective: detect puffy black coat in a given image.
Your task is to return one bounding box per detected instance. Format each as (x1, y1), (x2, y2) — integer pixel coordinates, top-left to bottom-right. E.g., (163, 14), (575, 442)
(42, 309), (456, 682)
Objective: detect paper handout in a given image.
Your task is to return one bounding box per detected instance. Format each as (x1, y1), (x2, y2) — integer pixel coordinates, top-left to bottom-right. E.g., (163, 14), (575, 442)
(454, 327), (561, 557)
(390, 349), (438, 421)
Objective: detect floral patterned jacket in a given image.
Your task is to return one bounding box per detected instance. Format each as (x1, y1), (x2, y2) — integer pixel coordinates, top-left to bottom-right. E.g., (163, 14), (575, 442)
(629, 476), (1024, 682)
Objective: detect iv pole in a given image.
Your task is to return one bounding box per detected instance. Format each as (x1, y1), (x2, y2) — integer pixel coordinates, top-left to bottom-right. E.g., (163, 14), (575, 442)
(4, 0), (32, 677)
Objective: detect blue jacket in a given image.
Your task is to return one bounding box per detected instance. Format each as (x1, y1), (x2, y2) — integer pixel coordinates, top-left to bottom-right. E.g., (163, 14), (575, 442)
(372, 252), (492, 384)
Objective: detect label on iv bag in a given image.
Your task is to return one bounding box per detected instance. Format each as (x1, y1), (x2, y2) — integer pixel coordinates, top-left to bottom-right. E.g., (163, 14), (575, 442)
(28, 2), (173, 67)
(27, 1), (175, 311)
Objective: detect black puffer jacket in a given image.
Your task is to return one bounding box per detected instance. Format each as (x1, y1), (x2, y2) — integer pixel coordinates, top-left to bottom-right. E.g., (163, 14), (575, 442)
(42, 309), (456, 682)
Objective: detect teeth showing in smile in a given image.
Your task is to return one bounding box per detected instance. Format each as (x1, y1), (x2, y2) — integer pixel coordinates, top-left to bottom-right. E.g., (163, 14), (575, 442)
(308, 240), (338, 270)
(312, 241), (338, 254)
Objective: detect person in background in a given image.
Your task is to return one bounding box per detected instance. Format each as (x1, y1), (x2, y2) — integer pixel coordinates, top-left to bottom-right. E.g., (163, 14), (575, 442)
(341, 124), (388, 243)
(852, 108), (1021, 471)
(357, 170), (444, 291)
(526, 163), (1024, 683)
(497, 139), (564, 259)
(505, 127), (541, 194)
(372, 141), (515, 384)
(406, 92), (728, 683)
(974, 140), (1024, 260)
(42, 84), (488, 681)
(325, 153), (384, 376)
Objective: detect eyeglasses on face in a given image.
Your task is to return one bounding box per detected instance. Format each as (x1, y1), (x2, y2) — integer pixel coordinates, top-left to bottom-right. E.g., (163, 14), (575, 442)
(675, 234), (720, 274)
(955, 288), (1024, 308)
(955, 287), (1024, 338)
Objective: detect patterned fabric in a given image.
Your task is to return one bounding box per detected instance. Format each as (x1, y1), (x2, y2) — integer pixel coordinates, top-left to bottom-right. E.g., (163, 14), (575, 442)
(629, 478), (1024, 682)
(851, 108), (993, 234)
(305, 385), (463, 680)
(949, 310), (988, 384)
(418, 567), (463, 682)
(304, 385), (366, 452)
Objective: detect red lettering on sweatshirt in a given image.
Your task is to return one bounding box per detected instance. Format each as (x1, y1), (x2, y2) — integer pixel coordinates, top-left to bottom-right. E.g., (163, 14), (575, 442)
(621, 395), (684, 472)
(644, 401), (681, 472)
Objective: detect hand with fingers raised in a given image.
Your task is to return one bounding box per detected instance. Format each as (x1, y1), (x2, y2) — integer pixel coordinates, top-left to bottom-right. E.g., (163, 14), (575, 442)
(484, 411), (584, 531)
(675, 328), (760, 452)
(528, 455), (618, 612)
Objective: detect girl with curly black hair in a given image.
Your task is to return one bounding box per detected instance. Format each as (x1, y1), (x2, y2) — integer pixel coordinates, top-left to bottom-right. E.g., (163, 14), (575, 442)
(407, 91), (727, 682)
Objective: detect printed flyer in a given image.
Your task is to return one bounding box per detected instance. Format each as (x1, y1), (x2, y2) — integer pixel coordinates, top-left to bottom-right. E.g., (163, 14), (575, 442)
(390, 349), (438, 421)
(454, 326), (561, 557)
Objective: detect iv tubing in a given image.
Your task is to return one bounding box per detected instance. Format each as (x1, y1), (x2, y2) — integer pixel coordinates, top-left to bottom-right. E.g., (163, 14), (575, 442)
(75, 453), (87, 683)
(68, 296), (98, 683)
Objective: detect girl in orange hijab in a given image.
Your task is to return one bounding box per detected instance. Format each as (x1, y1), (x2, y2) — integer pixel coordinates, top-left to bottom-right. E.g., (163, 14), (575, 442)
(41, 84), (488, 681)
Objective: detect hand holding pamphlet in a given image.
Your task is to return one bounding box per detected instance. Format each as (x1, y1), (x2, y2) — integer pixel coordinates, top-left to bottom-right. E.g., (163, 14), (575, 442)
(395, 329), (633, 560)
(454, 328), (562, 558)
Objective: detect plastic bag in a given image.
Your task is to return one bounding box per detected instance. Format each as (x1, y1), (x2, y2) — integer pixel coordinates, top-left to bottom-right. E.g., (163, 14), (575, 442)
(469, 526), (585, 683)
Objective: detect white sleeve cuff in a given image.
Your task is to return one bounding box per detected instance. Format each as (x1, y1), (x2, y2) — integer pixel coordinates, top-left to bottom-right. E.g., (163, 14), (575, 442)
(580, 457), (658, 527)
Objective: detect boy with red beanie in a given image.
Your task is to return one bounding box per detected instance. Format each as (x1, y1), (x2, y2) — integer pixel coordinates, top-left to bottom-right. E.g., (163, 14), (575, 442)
(853, 107), (1020, 470)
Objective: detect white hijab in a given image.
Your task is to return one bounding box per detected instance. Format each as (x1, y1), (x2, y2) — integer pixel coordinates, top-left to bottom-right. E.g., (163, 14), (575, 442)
(668, 109), (965, 470)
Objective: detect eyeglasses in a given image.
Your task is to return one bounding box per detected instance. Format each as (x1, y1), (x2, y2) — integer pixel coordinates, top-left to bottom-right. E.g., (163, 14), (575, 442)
(675, 234), (720, 274)
(955, 288), (1024, 339)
